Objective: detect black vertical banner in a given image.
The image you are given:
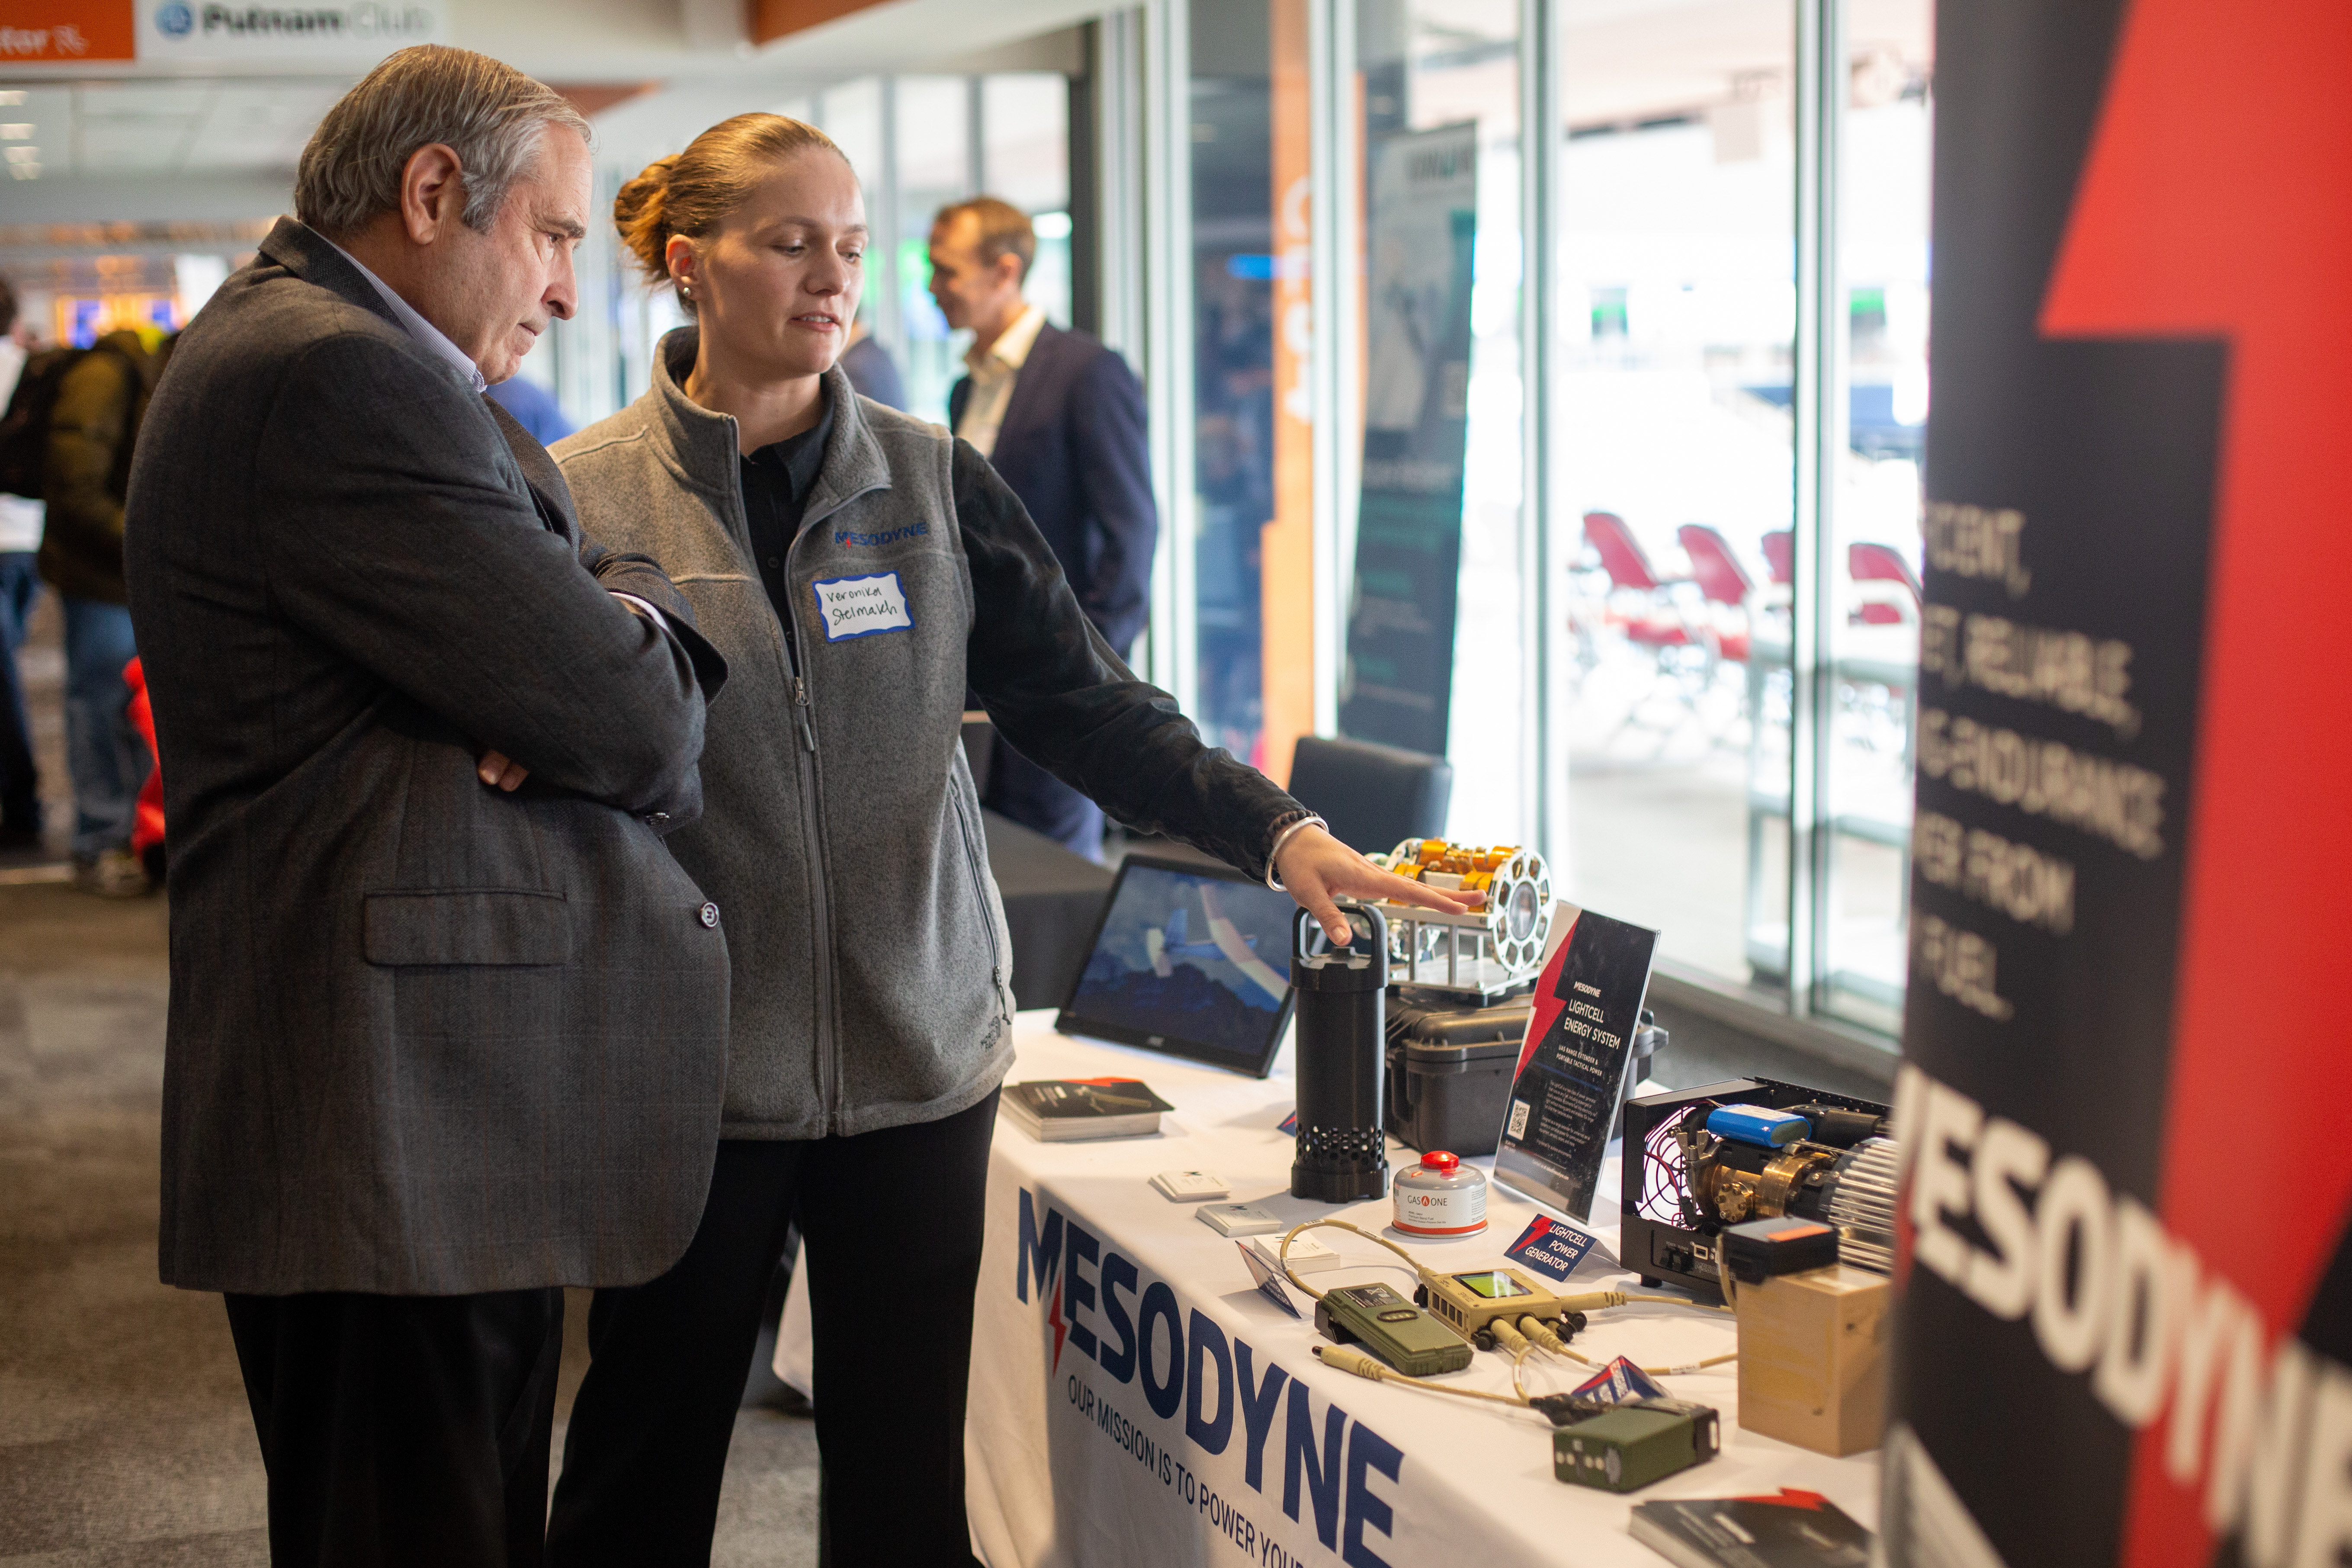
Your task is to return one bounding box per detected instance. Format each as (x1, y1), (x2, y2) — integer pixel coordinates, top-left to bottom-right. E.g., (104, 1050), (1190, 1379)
(1887, 0), (2214, 1560)
(1339, 123), (1476, 756)
(1891, 4), (2352, 1567)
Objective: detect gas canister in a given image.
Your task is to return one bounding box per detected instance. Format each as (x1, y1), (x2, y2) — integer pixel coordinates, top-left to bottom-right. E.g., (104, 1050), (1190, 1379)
(1392, 1150), (1488, 1238)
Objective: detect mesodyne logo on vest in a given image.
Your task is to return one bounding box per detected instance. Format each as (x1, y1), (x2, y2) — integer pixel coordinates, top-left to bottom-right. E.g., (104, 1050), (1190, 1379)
(834, 522), (929, 548)
(1018, 1188), (1410, 1568)
(154, 4), (193, 36)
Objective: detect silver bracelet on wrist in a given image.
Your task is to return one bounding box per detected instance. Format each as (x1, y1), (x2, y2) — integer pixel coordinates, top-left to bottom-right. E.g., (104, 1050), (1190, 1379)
(1264, 813), (1329, 891)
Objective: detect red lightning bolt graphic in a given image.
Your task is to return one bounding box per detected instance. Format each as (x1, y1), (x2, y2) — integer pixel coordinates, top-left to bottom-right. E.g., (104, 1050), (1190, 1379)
(1044, 1262), (1069, 1375)
(2042, 4), (2352, 1565)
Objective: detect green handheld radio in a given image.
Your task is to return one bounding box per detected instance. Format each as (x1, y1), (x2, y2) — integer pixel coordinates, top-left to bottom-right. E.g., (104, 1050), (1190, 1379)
(1312, 1281), (1474, 1377)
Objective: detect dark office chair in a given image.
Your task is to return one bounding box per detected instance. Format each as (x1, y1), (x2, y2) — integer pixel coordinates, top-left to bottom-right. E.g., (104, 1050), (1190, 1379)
(1286, 735), (1454, 855)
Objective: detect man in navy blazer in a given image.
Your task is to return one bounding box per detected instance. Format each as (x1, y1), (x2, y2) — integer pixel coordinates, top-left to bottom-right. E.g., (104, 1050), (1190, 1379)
(934, 197), (1156, 860)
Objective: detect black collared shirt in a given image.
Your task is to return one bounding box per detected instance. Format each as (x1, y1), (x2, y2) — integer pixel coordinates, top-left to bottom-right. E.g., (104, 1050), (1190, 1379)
(738, 392), (836, 664)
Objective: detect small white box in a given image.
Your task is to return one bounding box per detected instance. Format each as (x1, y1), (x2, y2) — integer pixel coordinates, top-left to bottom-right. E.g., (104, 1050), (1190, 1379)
(1151, 1170), (1231, 1202)
(1197, 1202), (1284, 1238)
(1248, 1232), (1339, 1275)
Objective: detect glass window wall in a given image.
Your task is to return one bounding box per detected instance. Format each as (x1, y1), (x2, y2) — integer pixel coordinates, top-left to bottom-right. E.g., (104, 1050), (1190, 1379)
(1552, 0), (1798, 986)
(1347, 0), (1529, 840)
(1823, 1), (1934, 1029)
(1187, 0), (1283, 767)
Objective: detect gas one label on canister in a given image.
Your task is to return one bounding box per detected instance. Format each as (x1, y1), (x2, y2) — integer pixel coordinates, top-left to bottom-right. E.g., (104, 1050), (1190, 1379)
(1392, 1151), (1488, 1237)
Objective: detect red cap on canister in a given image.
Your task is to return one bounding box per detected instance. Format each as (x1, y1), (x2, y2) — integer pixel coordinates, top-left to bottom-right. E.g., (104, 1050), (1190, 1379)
(1421, 1151), (1459, 1174)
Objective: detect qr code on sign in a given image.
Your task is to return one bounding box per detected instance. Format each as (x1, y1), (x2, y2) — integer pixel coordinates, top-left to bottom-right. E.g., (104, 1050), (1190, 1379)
(1507, 1100), (1531, 1138)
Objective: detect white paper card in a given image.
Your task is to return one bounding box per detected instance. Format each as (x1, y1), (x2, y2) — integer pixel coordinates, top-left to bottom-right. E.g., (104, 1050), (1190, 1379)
(1150, 1170), (1230, 1202)
(812, 572), (915, 642)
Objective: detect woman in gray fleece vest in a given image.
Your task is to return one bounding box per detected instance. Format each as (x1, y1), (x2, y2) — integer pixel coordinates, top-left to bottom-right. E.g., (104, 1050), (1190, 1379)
(538, 114), (1462, 1565)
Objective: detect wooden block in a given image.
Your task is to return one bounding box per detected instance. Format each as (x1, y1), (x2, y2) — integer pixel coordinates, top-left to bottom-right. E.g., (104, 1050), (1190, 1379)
(1733, 1263), (1890, 1457)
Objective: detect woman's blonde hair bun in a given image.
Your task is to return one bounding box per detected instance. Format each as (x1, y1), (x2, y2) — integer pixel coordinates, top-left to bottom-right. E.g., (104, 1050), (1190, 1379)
(613, 115), (848, 313)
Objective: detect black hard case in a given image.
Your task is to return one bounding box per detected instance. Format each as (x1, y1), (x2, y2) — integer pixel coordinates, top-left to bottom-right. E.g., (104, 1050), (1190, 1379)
(1383, 995), (1530, 1156)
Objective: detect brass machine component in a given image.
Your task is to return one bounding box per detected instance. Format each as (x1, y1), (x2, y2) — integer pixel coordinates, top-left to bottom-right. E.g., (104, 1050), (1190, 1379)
(1665, 1115), (1902, 1279)
(1695, 1142), (1845, 1226)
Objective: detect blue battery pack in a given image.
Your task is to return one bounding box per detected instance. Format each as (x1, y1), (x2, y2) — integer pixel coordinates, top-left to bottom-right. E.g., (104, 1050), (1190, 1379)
(1706, 1104), (1811, 1148)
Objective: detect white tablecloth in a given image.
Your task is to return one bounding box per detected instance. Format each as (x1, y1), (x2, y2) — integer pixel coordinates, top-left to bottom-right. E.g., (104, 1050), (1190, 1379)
(950, 1012), (1880, 1568)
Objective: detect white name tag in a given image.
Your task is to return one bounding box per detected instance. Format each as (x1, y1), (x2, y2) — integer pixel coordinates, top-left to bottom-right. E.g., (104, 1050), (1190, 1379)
(812, 572), (915, 643)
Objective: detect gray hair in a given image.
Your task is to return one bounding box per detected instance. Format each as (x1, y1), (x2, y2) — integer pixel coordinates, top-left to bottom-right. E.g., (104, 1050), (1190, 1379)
(295, 45), (590, 239)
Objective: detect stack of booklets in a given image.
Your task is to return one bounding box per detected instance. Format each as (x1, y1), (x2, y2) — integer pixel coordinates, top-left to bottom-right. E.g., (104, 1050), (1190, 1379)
(1627, 1489), (1872, 1568)
(1001, 1078), (1175, 1141)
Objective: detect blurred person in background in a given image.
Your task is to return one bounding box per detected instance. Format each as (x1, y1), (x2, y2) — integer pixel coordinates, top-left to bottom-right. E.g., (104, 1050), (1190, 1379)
(487, 370), (575, 445)
(42, 317), (171, 895)
(931, 196), (1155, 861)
(836, 308), (905, 410)
(0, 276), (43, 850)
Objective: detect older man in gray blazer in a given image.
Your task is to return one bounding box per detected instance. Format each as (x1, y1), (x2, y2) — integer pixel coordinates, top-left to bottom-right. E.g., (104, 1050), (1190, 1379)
(123, 46), (731, 1568)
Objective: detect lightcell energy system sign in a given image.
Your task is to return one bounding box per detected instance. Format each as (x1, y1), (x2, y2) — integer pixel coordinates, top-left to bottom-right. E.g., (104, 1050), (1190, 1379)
(1338, 122), (1476, 758)
(1884, 4), (2352, 1568)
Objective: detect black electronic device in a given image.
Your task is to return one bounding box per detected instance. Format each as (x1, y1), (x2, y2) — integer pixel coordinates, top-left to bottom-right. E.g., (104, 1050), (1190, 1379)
(1290, 903), (1390, 1201)
(1621, 1077), (1896, 1302)
(1057, 855), (1300, 1077)
(1722, 1216), (1841, 1284)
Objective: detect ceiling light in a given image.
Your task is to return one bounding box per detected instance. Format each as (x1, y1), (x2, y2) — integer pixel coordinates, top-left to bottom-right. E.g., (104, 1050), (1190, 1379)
(0, 125), (32, 139)
(0, 92), (24, 107)
(4, 146), (39, 164)
(8, 164), (37, 180)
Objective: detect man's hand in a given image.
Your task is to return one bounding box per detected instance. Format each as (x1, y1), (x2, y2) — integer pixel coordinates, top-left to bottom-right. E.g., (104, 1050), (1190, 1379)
(477, 750), (530, 792)
(1274, 822), (1475, 946)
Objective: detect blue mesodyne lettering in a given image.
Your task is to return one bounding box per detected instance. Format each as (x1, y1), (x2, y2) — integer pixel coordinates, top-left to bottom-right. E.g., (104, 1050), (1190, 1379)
(1235, 1339), (1289, 1492)
(834, 522), (931, 547)
(1025, 1200), (1405, 1558)
(1063, 1222), (1101, 1361)
(1185, 1310), (1234, 1454)
(1099, 1253), (1139, 1382)
(1342, 1422), (1404, 1568)
(1017, 1188), (1062, 1303)
(1283, 1380), (1345, 1549)
(1138, 1281), (1184, 1420)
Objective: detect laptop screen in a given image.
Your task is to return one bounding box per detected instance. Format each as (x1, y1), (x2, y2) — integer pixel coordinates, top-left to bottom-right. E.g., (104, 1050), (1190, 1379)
(1056, 855), (1299, 1077)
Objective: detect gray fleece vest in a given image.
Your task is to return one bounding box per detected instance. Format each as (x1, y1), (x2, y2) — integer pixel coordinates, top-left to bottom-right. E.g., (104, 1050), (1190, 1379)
(554, 335), (1014, 1139)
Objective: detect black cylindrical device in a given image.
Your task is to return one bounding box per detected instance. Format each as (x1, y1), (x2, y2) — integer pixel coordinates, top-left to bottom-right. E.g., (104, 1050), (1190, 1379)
(1290, 903), (1389, 1202)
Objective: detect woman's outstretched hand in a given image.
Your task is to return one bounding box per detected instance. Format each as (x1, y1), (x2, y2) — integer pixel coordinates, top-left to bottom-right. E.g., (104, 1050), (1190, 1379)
(1272, 822), (1477, 947)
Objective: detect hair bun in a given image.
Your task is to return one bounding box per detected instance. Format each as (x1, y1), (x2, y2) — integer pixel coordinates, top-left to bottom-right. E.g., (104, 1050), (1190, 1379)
(615, 154), (681, 282)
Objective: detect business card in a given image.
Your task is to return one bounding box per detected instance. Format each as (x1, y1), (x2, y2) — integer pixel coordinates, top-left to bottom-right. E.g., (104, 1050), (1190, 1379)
(1570, 1355), (1667, 1405)
(1235, 1241), (1303, 1318)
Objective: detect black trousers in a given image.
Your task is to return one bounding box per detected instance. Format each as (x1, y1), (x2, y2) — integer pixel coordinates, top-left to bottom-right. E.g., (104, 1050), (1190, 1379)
(223, 1286), (565, 1568)
(985, 735), (1105, 862)
(545, 1090), (1001, 1568)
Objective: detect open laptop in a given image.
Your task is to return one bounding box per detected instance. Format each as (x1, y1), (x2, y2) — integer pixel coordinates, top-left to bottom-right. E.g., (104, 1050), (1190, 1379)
(1056, 854), (1298, 1077)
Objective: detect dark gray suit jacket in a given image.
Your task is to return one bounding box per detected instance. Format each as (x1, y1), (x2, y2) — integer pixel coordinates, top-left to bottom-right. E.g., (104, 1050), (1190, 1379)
(125, 218), (733, 1296)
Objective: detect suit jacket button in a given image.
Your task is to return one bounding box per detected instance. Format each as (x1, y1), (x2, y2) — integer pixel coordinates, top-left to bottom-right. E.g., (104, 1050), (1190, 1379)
(699, 902), (720, 929)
